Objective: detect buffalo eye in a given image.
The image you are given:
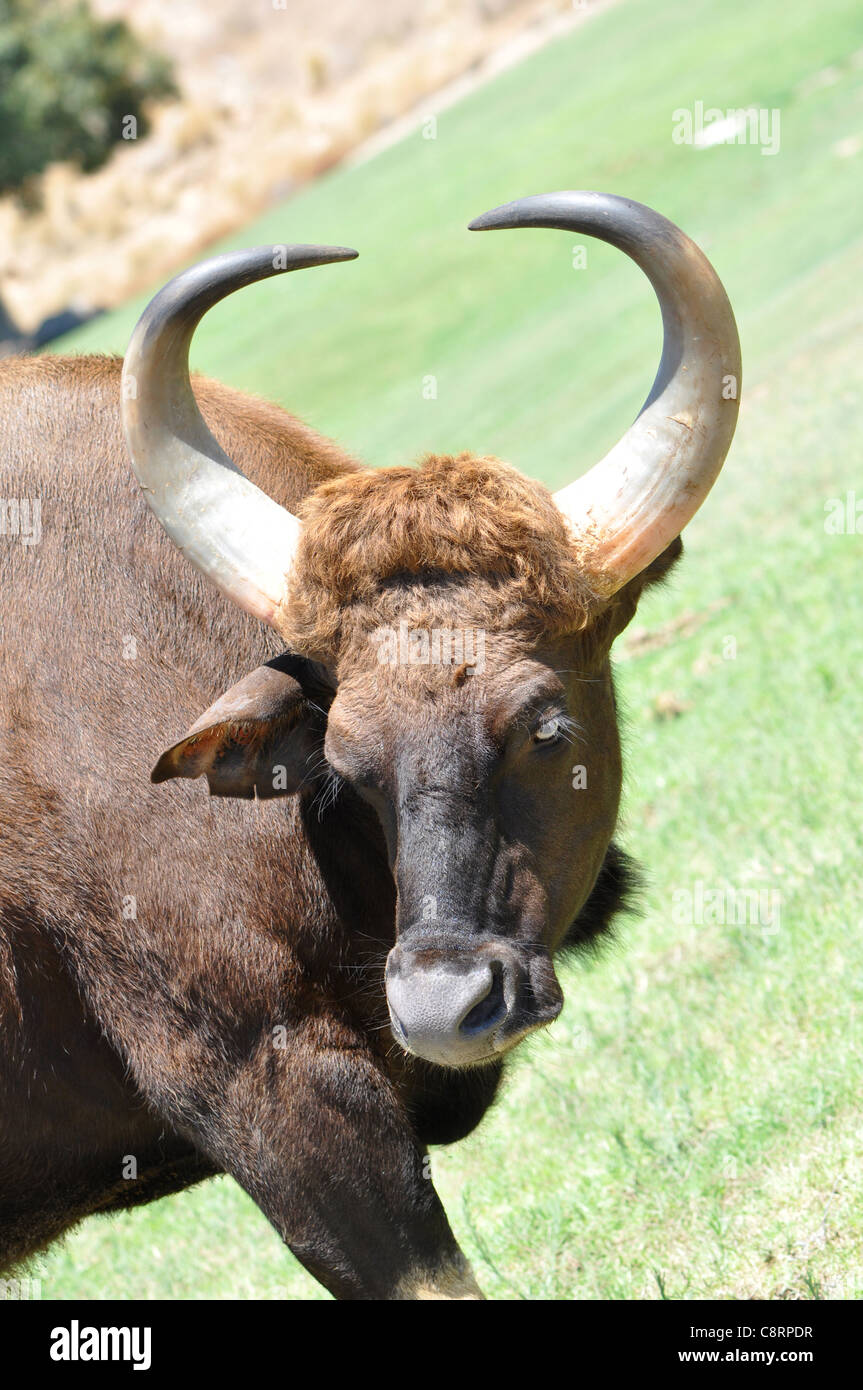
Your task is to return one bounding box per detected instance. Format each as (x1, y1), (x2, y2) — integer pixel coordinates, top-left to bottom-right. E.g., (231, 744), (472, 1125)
(533, 715), (564, 745)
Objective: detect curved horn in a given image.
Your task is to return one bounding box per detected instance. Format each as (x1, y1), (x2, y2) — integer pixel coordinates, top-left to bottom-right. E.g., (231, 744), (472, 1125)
(121, 243), (358, 626)
(469, 192), (740, 598)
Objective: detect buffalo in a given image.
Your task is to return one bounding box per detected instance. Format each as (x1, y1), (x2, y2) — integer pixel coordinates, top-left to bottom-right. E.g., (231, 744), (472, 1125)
(0, 192), (740, 1298)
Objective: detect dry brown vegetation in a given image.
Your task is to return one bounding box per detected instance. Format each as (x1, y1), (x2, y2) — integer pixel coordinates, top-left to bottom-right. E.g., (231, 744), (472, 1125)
(0, 0), (595, 331)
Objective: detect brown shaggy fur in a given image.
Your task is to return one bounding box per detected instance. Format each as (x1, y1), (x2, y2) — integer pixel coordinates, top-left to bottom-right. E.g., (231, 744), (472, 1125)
(280, 452), (598, 665)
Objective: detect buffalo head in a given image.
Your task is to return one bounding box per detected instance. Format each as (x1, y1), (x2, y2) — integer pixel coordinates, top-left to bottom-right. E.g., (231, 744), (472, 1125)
(127, 192), (740, 1069)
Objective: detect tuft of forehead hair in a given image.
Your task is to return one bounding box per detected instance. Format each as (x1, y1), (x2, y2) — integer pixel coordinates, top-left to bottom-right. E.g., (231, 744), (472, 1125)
(281, 453), (597, 663)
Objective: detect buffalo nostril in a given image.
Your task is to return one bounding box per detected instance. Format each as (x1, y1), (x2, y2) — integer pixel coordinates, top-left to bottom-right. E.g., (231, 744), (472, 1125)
(459, 962), (506, 1038)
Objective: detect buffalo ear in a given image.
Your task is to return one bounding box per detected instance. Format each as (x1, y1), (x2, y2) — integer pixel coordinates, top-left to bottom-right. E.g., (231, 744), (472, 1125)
(597, 536), (684, 645)
(152, 656), (328, 800)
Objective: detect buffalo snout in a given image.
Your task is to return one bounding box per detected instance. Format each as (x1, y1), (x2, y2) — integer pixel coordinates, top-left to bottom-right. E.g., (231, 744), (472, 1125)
(385, 932), (563, 1068)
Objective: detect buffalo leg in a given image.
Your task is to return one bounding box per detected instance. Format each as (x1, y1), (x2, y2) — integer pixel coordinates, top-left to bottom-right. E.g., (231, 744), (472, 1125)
(145, 1018), (482, 1301)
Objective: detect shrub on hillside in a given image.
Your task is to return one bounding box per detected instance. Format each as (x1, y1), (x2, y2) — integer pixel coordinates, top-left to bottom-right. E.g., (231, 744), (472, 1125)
(0, 0), (175, 197)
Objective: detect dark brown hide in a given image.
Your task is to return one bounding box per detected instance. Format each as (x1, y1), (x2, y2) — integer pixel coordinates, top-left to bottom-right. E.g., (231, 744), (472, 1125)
(0, 356), (672, 1297)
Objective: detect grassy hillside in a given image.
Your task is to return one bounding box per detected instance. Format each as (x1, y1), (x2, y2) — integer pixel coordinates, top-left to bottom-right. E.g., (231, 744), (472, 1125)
(37, 0), (863, 1299)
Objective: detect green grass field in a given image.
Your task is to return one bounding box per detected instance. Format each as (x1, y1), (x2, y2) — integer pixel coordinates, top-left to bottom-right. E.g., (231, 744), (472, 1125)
(35, 0), (863, 1299)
